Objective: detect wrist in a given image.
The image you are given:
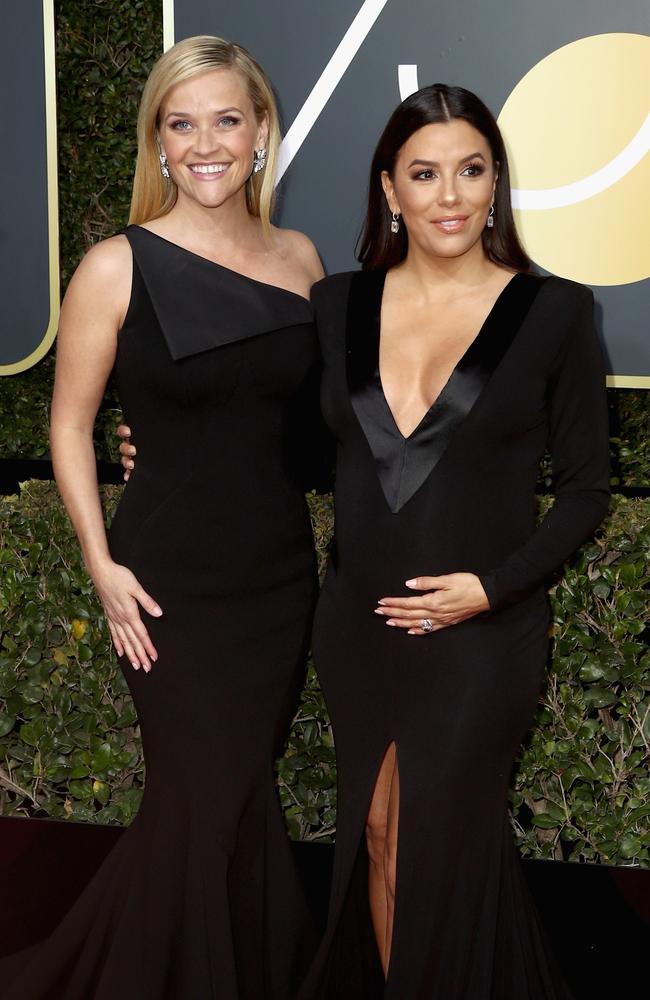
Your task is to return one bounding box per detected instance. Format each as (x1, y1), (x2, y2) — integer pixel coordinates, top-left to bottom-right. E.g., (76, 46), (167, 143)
(84, 549), (114, 581)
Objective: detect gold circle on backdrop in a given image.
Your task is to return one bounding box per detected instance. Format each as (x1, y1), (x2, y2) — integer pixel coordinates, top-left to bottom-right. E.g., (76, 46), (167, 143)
(498, 33), (650, 286)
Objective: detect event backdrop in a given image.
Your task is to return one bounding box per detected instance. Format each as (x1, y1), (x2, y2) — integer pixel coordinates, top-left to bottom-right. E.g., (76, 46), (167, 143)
(0, 1), (647, 385)
(168, 0), (650, 386)
(0, 0), (58, 375)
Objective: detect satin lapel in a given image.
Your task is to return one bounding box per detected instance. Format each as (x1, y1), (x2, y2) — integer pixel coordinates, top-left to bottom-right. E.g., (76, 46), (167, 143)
(345, 270), (545, 513)
(125, 226), (313, 361)
(345, 270), (404, 507)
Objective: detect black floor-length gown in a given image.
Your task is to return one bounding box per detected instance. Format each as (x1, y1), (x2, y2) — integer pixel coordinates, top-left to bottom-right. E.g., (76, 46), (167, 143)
(301, 269), (610, 999)
(1, 225), (320, 999)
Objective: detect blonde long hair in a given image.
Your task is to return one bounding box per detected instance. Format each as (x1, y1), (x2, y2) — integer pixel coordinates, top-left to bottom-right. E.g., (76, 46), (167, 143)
(129, 36), (281, 238)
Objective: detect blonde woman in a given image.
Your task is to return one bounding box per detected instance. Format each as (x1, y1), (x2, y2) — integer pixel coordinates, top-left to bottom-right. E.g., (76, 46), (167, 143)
(3, 36), (323, 999)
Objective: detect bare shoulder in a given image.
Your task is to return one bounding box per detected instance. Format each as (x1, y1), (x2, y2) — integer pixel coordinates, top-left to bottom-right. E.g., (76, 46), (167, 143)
(64, 234), (132, 326)
(72, 234), (132, 286)
(273, 227), (325, 285)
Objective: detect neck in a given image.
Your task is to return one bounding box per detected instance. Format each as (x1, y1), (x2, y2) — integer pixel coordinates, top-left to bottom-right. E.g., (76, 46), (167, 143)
(165, 188), (262, 255)
(396, 239), (497, 301)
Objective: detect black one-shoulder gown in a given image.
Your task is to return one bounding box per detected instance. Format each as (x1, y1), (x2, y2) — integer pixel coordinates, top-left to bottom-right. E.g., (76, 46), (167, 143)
(1, 225), (319, 999)
(301, 269), (610, 999)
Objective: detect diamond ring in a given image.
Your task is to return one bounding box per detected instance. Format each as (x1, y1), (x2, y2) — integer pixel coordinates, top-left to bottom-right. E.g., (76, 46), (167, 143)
(421, 618), (434, 633)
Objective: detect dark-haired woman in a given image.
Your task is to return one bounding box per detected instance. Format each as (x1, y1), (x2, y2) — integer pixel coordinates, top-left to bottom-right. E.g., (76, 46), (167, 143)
(299, 85), (609, 998)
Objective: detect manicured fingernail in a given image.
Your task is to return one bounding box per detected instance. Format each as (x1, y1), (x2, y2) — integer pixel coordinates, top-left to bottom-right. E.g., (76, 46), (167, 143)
(378, 599), (387, 606)
(407, 629), (418, 634)
(385, 619), (397, 627)
(132, 662), (139, 670)
(405, 579), (417, 588)
(152, 607), (162, 617)
(374, 608), (385, 615)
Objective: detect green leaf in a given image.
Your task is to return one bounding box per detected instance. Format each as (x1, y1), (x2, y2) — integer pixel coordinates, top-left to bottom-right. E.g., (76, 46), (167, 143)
(619, 836), (642, 860)
(583, 687), (617, 709)
(531, 814), (559, 830)
(0, 712), (16, 737)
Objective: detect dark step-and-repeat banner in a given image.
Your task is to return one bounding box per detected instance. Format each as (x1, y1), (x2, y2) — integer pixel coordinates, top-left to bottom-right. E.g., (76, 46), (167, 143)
(0, 0), (58, 376)
(1, 1), (648, 385)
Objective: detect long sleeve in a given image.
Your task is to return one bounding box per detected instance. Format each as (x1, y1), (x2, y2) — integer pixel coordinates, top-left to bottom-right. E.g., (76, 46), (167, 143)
(478, 286), (610, 611)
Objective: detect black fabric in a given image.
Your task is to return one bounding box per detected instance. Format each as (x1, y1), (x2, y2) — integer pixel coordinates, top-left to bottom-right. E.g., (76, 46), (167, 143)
(299, 269), (610, 1000)
(125, 225), (314, 360)
(1, 231), (319, 999)
(346, 270), (544, 512)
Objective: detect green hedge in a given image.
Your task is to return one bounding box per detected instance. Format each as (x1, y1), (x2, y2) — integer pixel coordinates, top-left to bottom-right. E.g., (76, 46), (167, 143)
(1, 483), (648, 865)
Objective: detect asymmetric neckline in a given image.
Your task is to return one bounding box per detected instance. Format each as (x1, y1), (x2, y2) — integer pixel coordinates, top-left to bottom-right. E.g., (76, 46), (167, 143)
(130, 225), (313, 306)
(123, 225), (314, 362)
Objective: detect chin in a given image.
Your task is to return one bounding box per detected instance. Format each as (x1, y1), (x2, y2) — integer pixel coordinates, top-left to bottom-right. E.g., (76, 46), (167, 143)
(430, 232), (484, 259)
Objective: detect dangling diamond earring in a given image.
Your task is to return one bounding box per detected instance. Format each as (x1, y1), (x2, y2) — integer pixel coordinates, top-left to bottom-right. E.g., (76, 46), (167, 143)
(159, 151), (170, 179)
(391, 211), (401, 234)
(486, 204), (495, 229)
(253, 147), (267, 173)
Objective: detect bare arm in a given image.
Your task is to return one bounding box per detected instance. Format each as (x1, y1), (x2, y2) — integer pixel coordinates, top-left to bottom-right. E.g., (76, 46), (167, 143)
(51, 236), (161, 670)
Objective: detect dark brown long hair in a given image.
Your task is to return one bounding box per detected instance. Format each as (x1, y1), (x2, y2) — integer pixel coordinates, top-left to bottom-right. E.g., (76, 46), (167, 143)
(357, 83), (530, 272)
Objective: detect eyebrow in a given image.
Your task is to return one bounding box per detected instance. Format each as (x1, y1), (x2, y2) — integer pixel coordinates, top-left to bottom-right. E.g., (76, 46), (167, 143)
(407, 152), (487, 168)
(165, 107), (244, 118)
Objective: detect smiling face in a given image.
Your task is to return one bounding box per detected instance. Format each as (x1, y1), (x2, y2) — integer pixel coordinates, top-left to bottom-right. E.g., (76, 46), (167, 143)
(158, 67), (268, 212)
(381, 119), (498, 262)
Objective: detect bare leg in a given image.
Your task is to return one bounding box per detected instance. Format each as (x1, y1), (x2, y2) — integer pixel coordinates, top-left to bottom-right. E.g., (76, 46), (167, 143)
(365, 742), (400, 976)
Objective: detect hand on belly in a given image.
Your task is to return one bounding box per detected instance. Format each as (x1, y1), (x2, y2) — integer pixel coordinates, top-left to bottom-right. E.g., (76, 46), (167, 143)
(374, 572), (490, 635)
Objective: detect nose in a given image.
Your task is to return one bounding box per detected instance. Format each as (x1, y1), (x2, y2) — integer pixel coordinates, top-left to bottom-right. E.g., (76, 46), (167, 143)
(437, 172), (461, 207)
(193, 123), (220, 157)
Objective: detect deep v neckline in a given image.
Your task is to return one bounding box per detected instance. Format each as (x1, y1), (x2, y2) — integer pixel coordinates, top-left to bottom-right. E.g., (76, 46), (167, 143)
(345, 268), (545, 512)
(377, 271), (523, 441)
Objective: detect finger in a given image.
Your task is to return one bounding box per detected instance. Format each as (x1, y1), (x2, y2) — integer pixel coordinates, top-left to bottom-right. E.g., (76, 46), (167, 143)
(377, 597), (422, 609)
(408, 616), (462, 634)
(107, 620), (124, 658)
(119, 442), (136, 457)
(383, 616), (425, 629)
(123, 621), (151, 672)
(407, 623), (446, 635)
(130, 616), (158, 663)
(404, 576), (446, 591)
(375, 604), (431, 618)
(115, 623), (141, 671)
(117, 424), (131, 439)
(123, 470), (130, 482)
(135, 586), (163, 620)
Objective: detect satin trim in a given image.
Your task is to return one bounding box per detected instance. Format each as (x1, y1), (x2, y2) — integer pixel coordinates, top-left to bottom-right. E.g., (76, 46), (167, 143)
(345, 270), (545, 513)
(124, 226), (314, 361)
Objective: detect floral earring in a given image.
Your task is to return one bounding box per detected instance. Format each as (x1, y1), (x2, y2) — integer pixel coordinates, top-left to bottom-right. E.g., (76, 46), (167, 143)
(253, 147), (267, 173)
(159, 151), (170, 179)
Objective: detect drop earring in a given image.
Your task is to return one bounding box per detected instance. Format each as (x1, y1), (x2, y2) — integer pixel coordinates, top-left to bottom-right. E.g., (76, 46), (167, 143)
(391, 211), (401, 234)
(486, 204), (495, 229)
(159, 151), (170, 179)
(253, 147), (267, 173)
